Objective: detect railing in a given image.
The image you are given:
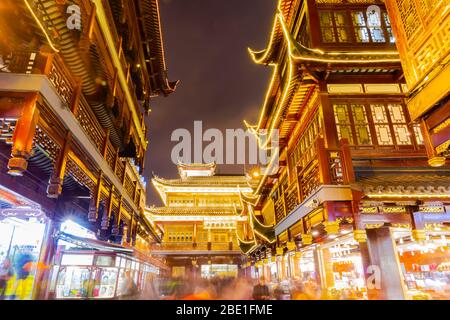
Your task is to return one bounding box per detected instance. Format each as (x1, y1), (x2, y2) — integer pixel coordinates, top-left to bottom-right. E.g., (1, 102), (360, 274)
(77, 96), (106, 151)
(285, 183), (299, 214)
(274, 138), (355, 220)
(2, 50), (146, 209)
(150, 242), (235, 251)
(274, 198), (285, 224)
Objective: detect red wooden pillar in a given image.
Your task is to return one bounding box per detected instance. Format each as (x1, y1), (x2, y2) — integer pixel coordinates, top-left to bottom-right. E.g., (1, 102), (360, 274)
(8, 93), (40, 176)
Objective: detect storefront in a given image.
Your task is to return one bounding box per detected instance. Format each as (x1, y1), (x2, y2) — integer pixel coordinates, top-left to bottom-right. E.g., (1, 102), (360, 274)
(317, 234), (367, 300)
(392, 228), (450, 300)
(0, 186), (50, 300)
(200, 264), (238, 279)
(48, 230), (161, 300)
(298, 249), (317, 284)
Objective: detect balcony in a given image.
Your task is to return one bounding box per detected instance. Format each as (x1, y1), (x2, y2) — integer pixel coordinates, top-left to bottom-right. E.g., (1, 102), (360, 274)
(0, 50), (145, 209)
(274, 138), (353, 224)
(149, 242), (241, 255)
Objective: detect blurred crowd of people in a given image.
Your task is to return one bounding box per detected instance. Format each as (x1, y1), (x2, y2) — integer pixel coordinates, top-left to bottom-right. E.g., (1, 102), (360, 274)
(134, 274), (331, 300)
(0, 248), (38, 300)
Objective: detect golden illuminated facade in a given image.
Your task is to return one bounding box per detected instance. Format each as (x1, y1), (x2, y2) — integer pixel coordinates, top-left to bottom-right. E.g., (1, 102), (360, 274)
(384, 0), (449, 167)
(243, 0), (450, 300)
(146, 163), (256, 277)
(0, 0), (176, 298)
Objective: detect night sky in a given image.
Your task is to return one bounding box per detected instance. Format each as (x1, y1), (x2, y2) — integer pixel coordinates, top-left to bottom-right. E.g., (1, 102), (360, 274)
(145, 0), (276, 205)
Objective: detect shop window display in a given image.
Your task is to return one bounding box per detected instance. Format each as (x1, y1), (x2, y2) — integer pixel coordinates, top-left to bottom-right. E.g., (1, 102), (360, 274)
(393, 228), (450, 300)
(319, 235), (367, 300)
(0, 216), (47, 300)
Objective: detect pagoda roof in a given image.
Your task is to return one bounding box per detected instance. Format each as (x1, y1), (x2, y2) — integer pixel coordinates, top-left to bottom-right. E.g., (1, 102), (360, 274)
(137, 0), (179, 96)
(152, 175), (255, 188)
(354, 171), (450, 200)
(248, 0), (297, 65)
(250, 11), (400, 66)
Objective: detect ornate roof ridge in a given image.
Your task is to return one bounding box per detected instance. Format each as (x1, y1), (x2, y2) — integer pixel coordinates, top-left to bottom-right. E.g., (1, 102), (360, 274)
(250, 8), (400, 65)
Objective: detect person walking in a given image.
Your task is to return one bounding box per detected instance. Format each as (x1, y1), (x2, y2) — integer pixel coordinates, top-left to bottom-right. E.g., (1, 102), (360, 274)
(252, 277), (270, 300)
(0, 257), (13, 299)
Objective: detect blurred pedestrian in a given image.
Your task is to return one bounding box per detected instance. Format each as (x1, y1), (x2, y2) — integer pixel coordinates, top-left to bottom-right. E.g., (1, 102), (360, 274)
(252, 277), (270, 300)
(0, 257), (13, 299)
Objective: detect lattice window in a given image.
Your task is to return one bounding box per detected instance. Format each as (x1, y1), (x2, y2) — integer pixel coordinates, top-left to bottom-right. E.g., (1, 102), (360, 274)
(319, 11), (350, 43)
(412, 125), (424, 145)
(383, 13), (395, 43)
(319, 11), (336, 43)
(398, 0), (420, 39)
(352, 12), (370, 42)
(334, 104), (354, 144)
(351, 104), (371, 145)
(371, 104), (394, 145)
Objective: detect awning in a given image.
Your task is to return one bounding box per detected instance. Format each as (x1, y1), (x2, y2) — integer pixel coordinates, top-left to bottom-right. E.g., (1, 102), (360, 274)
(55, 231), (133, 254)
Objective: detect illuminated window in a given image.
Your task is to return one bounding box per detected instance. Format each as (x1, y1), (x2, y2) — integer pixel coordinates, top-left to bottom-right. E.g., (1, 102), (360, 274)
(413, 125), (424, 145)
(371, 104), (394, 145)
(333, 103), (412, 147)
(367, 10), (386, 42)
(334, 104), (354, 144)
(351, 104), (371, 145)
(352, 12), (370, 42)
(319, 11), (350, 43)
(383, 13), (395, 43)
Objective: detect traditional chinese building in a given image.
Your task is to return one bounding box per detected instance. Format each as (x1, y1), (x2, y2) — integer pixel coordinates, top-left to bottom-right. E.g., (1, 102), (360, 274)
(0, 0), (176, 299)
(146, 163), (256, 279)
(242, 0), (450, 300)
(384, 0), (449, 167)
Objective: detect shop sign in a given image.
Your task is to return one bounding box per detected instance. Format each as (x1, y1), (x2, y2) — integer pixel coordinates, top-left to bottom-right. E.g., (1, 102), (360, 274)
(419, 206), (445, 213)
(0, 208), (43, 218)
(382, 206), (406, 214)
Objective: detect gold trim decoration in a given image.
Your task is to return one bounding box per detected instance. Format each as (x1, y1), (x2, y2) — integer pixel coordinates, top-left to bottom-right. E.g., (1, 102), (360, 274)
(419, 206), (445, 213)
(391, 223), (411, 229)
(271, 256), (277, 263)
(276, 247), (284, 256)
(428, 156), (447, 167)
(301, 233), (313, 245)
(353, 230), (367, 243)
(286, 241), (296, 251)
(365, 223), (384, 229)
(295, 251), (302, 259)
(433, 119), (450, 134)
(412, 229), (427, 242)
(382, 206), (407, 214)
(435, 139), (449, 156)
(323, 221), (340, 235)
(263, 258), (269, 264)
(361, 207), (379, 214)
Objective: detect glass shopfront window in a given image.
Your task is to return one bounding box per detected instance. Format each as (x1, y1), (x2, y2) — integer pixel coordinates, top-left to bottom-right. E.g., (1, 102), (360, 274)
(319, 235), (367, 300)
(393, 228), (450, 300)
(299, 249), (317, 284)
(0, 216), (47, 300)
(53, 251), (159, 299)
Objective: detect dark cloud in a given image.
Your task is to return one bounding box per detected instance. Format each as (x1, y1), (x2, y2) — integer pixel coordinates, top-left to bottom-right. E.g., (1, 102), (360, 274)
(145, 0), (276, 205)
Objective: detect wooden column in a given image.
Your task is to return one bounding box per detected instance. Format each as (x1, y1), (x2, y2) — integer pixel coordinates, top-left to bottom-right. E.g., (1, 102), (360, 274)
(366, 227), (406, 300)
(318, 81), (339, 149)
(8, 93), (40, 176)
(47, 132), (72, 198)
(316, 138), (331, 184)
(102, 186), (115, 230)
(339, 138), (355, 184)
(88, 172), (102, 222)
(420, 119), (446, 167)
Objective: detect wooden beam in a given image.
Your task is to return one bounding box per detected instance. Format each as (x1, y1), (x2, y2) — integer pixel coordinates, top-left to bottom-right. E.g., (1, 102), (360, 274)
(47, 132), (72, 198)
